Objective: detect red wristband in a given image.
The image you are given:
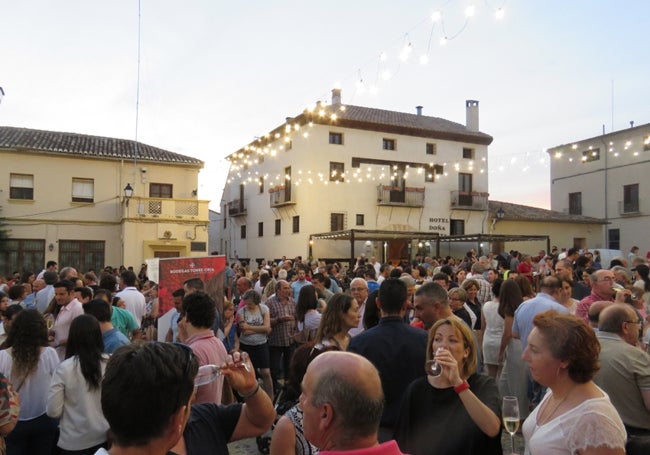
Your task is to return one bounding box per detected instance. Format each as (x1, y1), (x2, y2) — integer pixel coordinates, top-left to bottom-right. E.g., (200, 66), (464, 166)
(454, 380), (470, 394)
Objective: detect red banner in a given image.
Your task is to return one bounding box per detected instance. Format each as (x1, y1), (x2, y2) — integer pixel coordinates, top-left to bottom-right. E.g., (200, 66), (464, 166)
(158, 256), (226, 315)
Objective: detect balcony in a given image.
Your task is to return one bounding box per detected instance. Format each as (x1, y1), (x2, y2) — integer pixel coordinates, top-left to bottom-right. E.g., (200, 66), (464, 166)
(227, 199), (247, 217)
(450, 191), (489, 211)
(376, 185), (425, 207)
(618, 200), (640, 216)
(269, 185), (296, 208)
(125, 197), (209, 221)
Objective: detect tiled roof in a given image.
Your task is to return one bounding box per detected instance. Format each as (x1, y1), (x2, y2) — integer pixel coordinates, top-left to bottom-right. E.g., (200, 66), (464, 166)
(488, 200), (607, 224)
(318, 104), (493, 145)
(0, 126), (203, 166)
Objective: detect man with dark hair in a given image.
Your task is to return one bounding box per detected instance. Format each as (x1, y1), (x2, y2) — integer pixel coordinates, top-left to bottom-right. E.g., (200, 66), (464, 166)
(594, 304), (650, 438)
(98, 344), (275, 455)
(312, 273), (334, 302)
(183, 277), (205, 294)
(74, 286), (93, 304)
(36, 260), (58, 280)
(116, 270), (146, 324)
(301, 351), (406, 454)
(348, 279), (427, 441)
(52, 280), (84, 359)
(180, 291), (228, 404)
(84, 298), (130, 353)
(165, 288), (185, 342)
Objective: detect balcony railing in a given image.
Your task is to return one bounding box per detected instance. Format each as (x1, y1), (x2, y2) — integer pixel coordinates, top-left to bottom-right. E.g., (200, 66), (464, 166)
(126, 197), (209, 221)
(227, 199), (247, 216)
(269, 185), (296, 207)
(376, 185), (425, 207)
(618, 200), (640, 215)
(450, 191), (489, 211)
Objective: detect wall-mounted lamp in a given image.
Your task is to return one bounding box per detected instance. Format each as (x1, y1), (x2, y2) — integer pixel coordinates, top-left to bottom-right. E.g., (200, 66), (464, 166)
(124, 183), (134, 206)
(191, 189), (198, 197)
(48, 243), (55, 252)
(491, 207), (506, 231)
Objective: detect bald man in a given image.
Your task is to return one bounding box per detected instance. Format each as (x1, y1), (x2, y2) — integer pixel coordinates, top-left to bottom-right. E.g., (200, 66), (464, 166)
(300, 351), (406, 454)
(594, 304), (650, 437)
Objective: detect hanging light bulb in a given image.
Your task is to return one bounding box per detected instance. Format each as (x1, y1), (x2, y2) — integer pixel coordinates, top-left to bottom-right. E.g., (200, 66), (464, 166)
(495, 8), (505, 20)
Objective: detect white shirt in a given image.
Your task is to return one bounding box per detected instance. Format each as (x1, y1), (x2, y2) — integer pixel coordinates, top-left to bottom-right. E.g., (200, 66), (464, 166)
(47, 355), (109, 450)
(116, 286), (146, 324)
(0, 347), (60, 420)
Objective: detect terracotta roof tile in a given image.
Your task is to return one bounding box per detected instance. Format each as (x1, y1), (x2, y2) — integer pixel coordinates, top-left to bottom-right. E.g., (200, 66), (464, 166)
(488, 200), (606, 224)
(0, 126), (203, 166)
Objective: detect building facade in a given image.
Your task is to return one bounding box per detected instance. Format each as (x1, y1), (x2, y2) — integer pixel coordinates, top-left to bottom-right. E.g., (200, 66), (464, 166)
(216, 91), (493, 264)
(548, 123), (650, 255)
(0, 126), (209, 275)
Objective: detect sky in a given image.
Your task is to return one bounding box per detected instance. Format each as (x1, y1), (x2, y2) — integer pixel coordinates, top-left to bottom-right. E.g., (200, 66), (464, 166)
(2, 0), (649, 211)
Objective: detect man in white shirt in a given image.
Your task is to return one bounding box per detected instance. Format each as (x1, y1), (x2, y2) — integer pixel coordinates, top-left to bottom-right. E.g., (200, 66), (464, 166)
(116, 271), (146, 324)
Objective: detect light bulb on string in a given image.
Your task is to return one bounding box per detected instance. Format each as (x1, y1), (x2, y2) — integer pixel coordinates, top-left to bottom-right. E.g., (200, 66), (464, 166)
(431, 10), (441, 22)
(420, 54), (429, 65)
(465, 5), (476, 18)
(495, 8), (505, 20)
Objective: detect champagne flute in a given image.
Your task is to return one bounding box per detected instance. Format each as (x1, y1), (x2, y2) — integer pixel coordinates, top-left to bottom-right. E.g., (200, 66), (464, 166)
(502, 396), (520, 455)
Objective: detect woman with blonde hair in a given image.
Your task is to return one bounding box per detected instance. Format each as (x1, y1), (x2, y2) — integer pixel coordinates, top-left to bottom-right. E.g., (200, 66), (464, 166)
(394, 317), (502, 454)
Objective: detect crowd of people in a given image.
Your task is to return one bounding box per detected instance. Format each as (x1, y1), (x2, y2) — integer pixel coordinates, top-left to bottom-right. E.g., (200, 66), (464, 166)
(0, 245), (647, 454)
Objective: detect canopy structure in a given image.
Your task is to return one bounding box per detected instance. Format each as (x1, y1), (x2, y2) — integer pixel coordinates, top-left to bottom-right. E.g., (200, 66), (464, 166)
(309, 229), (550, 264)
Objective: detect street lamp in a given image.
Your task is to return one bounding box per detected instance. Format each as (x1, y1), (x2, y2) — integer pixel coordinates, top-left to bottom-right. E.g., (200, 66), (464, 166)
(124, 183), (134, 206)
(496, 207), (505, 220)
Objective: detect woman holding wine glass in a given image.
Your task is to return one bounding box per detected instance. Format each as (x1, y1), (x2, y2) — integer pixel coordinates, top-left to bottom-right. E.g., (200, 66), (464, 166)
(394, 317), (502, 454)
(521, 310), (626, 454)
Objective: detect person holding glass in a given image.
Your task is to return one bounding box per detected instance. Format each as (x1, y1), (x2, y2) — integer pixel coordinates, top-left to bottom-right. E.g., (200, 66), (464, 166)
(394, 317), (502, 454)
(521, 310), (626, 454)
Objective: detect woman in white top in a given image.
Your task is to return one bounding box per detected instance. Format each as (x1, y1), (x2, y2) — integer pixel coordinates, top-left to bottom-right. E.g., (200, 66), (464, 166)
(0, 310), (59, 455)
(47, 314), (109, 454)
(480, 279), (504, 379)
(521, 310), (626, 455)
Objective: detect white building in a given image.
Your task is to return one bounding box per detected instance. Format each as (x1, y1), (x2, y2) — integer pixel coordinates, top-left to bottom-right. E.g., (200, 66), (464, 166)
(548, 122), (650, 254)
(216, 91), (493, 265)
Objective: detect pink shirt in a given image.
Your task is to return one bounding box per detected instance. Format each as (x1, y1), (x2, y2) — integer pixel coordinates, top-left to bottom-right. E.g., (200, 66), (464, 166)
(319, 440), (407, 455)
(54, 299), (84, 360)
(186, 331), (228, 405)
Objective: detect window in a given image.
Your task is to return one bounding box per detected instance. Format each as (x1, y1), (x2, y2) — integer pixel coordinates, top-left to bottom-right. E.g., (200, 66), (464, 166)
(258, 222), (264, 237)
(329, 162), (345, 182)
(450, 219), (465, 236)
(608, 228), (620, 250)
(241, 225), (247, 239)
(275, 219), (281, 236)
(9, 173), (34, 200)
(0, 239), (44, 276)
(462, 148), (474, 159)
(72, 178), (94, 203)
(644, 136), (650, 152)
(568, 192), (582, 215)
(356, 214), (365, 226)
(425, 164), (444, 183)
(59, 240), (105, 273)
(223, 205), (227, 228)
(383, 138), (396, 150)
(329, 132), (343, 145)
(150, 183), (173, 198)
(258, 177), (264, 194)
(426, 143), (437, 155)
(623, 184), (639, 213)
(581, 148), (600, 162)
(284, 140), (292, 151)
(330, 213), (345, 231)
(190, 242), (206, 252)
(292, 216), (300, 233)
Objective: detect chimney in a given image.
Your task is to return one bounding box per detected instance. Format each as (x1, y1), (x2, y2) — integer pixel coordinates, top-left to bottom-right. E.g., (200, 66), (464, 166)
(332, 88), (342, 105)
(465, 100), (479, 132)
(416, 106), (423, 116)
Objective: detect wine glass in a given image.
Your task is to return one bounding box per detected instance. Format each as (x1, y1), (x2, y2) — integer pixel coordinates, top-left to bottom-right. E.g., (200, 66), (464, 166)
(502, 396), (520, 455)
(194, 360), (251, 387)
